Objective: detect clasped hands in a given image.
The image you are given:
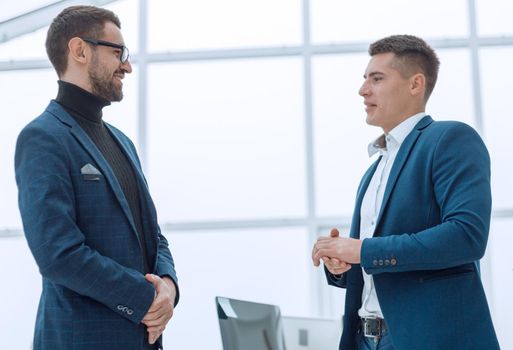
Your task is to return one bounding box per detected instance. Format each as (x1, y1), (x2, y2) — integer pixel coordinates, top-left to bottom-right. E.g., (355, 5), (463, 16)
(312, 228), (363, 276)
(142, 274), (177, 345)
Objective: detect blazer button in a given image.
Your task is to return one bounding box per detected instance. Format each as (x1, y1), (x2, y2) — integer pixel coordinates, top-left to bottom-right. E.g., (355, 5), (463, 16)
(373, 260), (378, 266)
(385, 259), (390, 266)
(390, 258), (397, 266)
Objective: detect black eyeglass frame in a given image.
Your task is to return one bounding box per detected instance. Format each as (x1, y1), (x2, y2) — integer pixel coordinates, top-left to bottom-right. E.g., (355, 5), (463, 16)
(81, 37), (130, 63)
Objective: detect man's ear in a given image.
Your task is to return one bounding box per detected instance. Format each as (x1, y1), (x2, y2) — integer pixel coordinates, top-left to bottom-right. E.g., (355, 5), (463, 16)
(410, 73), (426, 97)
(68, 37), (88, 64)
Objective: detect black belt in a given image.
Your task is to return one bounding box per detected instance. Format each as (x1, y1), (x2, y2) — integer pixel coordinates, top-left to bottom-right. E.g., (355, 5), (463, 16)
(360, 317), (387, 338)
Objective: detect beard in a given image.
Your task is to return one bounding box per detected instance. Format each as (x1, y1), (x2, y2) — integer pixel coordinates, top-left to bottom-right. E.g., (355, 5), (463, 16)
(88, 54), (124, 102)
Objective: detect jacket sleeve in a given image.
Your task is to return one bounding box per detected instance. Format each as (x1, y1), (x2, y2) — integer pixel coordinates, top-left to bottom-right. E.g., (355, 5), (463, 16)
(155, 226), (180, 306)
(324, 265), (348, 288)
(15, 123), (155, 324)
(361, 123), (491, 274)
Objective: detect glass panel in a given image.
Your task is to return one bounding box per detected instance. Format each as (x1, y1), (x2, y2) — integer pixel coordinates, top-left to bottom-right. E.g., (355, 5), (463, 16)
(106, 0), (139, 54)
(313, 53), (377, 217)
(487, 217), (513, 350)
(1, 1), (53, 21)
(0, 69), (57, 229)
(311, 0), (469, 44)
(0, 237), (41, 349)
(428, 49), (474, 126)
(0, 27), (48, 60)
(147, 58), (306, 222)
(480, 47), (513, 210)
(0, 0), (138, 61)
(476, 0), (513, 36)
(162, 227), (311, 349)
(148, 0), (301, 51)
(313, 49), (474, 217)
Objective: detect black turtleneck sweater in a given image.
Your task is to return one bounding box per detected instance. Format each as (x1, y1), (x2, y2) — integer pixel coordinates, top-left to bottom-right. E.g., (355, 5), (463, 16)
(56, 80), (150, 274)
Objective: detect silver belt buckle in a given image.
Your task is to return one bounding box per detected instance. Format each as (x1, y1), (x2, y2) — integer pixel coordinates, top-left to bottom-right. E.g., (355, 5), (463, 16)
(362, 317), (383, 338)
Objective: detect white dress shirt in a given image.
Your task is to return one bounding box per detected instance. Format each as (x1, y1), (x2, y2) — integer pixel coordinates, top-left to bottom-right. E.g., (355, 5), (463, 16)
(358, 112), (426, 319)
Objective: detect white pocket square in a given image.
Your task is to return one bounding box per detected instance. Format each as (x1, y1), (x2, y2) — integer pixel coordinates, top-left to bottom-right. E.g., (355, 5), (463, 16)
(81, 163), (102, 181)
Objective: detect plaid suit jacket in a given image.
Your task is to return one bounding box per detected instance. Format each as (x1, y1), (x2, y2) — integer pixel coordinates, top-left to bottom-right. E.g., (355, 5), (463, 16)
(15, 101), (178, 350)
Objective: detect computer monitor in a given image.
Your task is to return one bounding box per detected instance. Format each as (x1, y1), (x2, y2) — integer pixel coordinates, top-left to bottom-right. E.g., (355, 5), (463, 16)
(216, 296), (286, 350)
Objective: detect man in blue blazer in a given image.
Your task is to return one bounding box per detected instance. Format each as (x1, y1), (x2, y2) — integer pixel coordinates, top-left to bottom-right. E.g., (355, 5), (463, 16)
(312, 35), (499, 349)
(15, 6), (178, 350)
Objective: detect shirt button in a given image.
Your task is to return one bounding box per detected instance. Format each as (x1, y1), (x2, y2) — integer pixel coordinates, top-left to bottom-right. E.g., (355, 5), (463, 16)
(371, 220), (375, 226)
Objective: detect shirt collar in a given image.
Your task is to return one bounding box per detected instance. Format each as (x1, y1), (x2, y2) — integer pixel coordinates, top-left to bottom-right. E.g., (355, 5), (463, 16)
(367, 112), (426, 157)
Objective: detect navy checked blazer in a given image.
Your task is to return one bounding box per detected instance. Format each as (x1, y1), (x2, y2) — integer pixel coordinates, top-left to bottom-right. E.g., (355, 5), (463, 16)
(15, 100), (179, 350)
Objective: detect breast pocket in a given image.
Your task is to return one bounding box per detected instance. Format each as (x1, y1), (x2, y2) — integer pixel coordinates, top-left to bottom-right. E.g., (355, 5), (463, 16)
(73, 167), (116, 218)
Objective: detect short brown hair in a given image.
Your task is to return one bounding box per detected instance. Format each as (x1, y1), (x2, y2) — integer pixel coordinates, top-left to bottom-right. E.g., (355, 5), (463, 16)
(369, 35), (440, 101)
(46, 5), (121, 77)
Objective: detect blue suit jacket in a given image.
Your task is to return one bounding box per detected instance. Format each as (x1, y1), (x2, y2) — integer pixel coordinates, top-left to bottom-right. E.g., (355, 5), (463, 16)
(326, 116), (499, 350)
(15, 101), (179, 350)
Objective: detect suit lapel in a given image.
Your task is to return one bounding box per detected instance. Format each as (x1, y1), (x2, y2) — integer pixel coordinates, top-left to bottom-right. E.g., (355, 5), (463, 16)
(105, 123), (154, 206)
(374, 116), (433, 233)
(105, 125), (147, 187)
(48, 101), (141, 242)
(105, 124), (160, 256)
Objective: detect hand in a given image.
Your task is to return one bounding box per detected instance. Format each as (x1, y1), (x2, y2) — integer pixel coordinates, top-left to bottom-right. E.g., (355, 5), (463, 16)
(322, 256), (352, 276)
(322, 229), (351, 275)
(142, 274), (176, 344)
(312, 228), (362, 266)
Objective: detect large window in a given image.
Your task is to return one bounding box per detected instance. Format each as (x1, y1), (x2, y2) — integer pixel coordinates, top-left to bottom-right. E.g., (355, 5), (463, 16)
(148, 0), (301, 51)
(147, 58), (306, 222)
(1, 0), (512, 349)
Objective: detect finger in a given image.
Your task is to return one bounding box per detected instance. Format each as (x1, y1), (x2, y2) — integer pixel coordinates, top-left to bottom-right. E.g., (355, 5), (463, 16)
(314, 248), (337, 265)
(334, 264), (352, 274)
(142, 317), (164, 327)
(331, 258), (348, 268)
(143, 311), (172, 327)
(147, 324), (167, 333)
(314, 239), (338, 250)
(146, 291), (168, 314)
(143, 305), (165, 321)
(326, 262), (346, 272)
(312, 244), (321, 266)
(145, 273), (158, 286)
(145, 303), (161, 316)
(330, 228), (340, 237)
(148, 331), (160, 345)
(144, 300), (174, 322)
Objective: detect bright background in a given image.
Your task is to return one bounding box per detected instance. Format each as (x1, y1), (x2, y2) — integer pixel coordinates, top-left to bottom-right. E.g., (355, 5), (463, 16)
(1, 0), (512, 349)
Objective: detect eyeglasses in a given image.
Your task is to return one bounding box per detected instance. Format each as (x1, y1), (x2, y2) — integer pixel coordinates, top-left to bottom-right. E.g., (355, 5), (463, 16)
(81, 37), (130, 63)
